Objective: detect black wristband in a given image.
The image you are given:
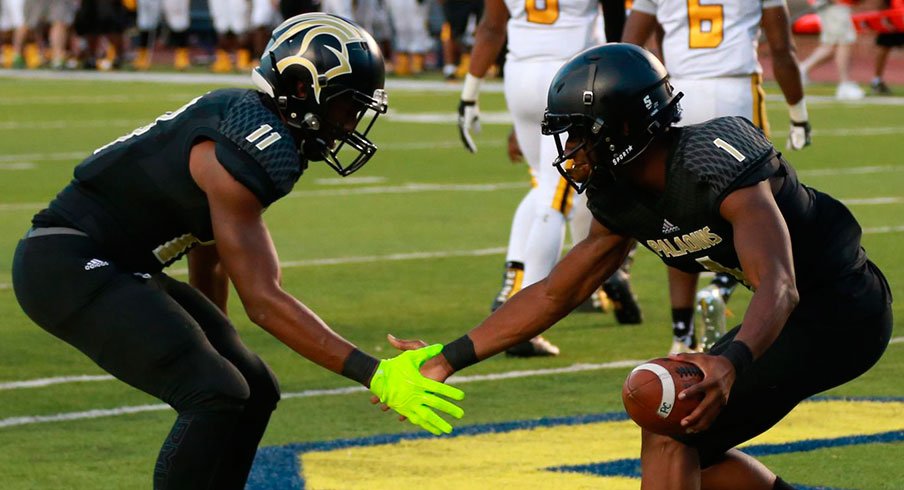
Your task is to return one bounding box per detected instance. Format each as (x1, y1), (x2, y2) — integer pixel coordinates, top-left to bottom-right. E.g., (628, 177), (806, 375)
(341, 348), (380, 387)
(719, 340), (754, 375)
(441, 335), (478, 372)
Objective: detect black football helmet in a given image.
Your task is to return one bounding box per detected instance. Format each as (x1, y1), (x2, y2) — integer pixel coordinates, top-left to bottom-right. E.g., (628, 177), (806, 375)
(252, 13), (388, 176)
(541, 43), (683, 192)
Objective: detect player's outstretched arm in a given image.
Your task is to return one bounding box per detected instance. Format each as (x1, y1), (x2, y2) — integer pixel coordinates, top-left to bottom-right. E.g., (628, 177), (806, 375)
(458, 0), (509, 153)
(189, 141), (464, 434)
(674, 181), (799, 433)
(762, 4), (811, 150)
(425, 220), (635, 379)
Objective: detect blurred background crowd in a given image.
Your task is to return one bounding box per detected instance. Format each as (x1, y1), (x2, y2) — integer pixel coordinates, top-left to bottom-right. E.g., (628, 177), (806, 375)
(0, 0), (491, 78)
(0, 0), (900, 94)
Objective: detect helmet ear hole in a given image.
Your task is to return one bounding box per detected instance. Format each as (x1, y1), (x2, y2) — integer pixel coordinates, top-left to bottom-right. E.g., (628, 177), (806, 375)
(295, 81), (309, 100)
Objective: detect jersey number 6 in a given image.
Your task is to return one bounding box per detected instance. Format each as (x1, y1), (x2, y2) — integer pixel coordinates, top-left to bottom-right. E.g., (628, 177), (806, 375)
(686, 0), (723, 49)
(526, 0), (559, 25)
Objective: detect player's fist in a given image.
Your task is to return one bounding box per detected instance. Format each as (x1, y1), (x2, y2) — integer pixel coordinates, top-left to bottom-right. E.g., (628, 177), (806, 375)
(458, 100), (481, 153)
(787, 120), (811, 151)
(369, 344), (465, 435)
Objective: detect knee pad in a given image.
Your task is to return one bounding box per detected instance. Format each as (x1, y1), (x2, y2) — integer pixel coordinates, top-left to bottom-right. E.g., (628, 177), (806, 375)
(245, 357), (281, 411)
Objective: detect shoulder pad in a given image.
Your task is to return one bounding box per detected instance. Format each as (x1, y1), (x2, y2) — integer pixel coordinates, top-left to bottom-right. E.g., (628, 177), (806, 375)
(217, 91), (302, 200)
(676, 116), (777, 195)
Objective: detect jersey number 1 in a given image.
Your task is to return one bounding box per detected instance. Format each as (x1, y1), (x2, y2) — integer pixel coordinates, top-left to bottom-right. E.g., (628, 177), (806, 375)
(526, 0), (559, 24)
(686, 0), (723, 49)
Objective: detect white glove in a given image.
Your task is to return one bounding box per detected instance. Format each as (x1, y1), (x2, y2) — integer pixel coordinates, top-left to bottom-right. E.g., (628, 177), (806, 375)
(458, 100), (481, 153)
(787, 120), (811, 151)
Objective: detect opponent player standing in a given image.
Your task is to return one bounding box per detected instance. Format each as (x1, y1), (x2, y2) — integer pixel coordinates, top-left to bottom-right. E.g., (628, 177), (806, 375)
(623, 0), (812, 354)
(457, 0), (639, 356)
(407, 43), (891, 490)
(12, 14), (463, 489)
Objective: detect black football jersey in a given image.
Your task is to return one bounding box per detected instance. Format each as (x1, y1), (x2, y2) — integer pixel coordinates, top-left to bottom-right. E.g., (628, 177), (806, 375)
(33, 89), (306, 273)
(586, 116), (866, 294)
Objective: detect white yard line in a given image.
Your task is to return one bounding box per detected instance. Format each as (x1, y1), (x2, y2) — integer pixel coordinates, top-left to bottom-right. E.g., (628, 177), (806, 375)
(4, 69), (904, 106)
(285, 182), (526, 198)
(1, 220), (904, 291)
(2, 340), (903, 429)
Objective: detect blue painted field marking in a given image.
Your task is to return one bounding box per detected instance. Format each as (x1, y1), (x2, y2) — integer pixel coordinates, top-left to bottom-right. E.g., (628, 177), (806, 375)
(246, 396), (904, 490)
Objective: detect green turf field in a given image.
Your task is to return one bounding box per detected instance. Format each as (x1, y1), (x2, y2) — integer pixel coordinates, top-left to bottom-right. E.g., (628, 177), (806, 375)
(0, 75), (901, 489)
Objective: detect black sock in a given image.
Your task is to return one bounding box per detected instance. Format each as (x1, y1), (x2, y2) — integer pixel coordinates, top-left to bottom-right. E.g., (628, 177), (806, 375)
(671, 307), (694, 342)
(154, 409), (241, 489)
(170, 31), (188, 48)
(209, 407), (275, 490)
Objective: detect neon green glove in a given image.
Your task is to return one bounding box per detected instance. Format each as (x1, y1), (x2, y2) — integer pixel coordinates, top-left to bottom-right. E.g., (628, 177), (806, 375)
(369, 344), (465, 435)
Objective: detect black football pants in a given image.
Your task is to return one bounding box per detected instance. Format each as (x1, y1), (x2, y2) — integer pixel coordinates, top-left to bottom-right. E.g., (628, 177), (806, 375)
(13, 232), (281, 489)
(676, 260), (893, 467)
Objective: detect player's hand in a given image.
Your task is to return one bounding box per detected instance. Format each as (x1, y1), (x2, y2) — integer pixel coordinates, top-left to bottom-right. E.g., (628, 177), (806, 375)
(458, 99), (481, 153)
(368, 344), (465, 435)
(787, 120), (811, 151)
(668, 352), (736, 434)
(371, 335), (453, 411)
(507, 128), (524, 163)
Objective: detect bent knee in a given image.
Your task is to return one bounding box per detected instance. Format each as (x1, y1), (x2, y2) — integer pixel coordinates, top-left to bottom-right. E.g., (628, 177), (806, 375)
(642, 429), (695, 457)
(245, 358), (281, 410)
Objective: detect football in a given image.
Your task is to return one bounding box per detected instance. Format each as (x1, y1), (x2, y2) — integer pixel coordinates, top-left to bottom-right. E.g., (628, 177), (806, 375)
(622, 358), (705, 437)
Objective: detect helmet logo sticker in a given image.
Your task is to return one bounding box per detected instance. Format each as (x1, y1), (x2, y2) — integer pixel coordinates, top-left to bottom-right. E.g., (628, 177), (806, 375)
(271, 15), (364, 103)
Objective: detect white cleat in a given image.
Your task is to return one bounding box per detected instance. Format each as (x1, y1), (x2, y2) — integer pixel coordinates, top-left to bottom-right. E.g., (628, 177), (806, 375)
(669, 339), (703, 356)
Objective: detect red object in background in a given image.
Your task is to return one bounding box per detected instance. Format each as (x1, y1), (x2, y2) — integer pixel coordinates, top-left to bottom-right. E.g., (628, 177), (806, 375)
(793, 7), (904, 35)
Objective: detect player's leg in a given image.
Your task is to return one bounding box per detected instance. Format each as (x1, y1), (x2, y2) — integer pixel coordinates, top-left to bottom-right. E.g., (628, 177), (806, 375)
(667, 261), (892, 486)
(495, 60), (544, 308)
(228, 0), (251, 70)
(1, 0), (25, 67)
(162, 0), (191, 70)
(500, 60), (561, 356)
(13, 234), (253, 489)
(640, 429), (701, 490)
(871, 41), (891, 94)
(491, 186), (536, 311)
(47, 0), (76, 69)
(409, 0), (431, 74)
(207, 0), (234, 72)
(700, 449), (786, 490)
(385, 0), (413, 75)
(134, 0), (160, 69)
(663, 78), (721, 351)
(668, 267), (699, 353)
(160, 275), (281, 488)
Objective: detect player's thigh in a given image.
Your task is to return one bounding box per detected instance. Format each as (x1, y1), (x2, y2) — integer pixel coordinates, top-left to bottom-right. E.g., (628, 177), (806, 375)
(159, 275), (281, 406)
(250, 0), (276, 29)
(671, 78), (718, 126)
(69, 275), (252, 408)
(504, 60), (559, 167)
(13, 235), (249, 409)
(162, 0), (189, 31)
(1, 0), (25, 29)
(672, 78), (750, 125)
(136, 0), (162, 30)
(680, 265), (893, 463)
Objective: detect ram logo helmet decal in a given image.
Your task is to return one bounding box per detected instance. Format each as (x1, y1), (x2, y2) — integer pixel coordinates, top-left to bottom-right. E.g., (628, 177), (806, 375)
(270, 14), (363, 103)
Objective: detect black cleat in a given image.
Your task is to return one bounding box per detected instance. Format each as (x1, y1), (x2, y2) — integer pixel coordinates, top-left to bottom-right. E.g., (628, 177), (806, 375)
(574, 287), (611, 313)
(505, 336), (560, 357)
(602, 270), (643, 325)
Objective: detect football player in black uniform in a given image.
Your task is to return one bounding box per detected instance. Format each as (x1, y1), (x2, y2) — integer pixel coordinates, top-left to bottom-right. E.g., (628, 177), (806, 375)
(12, 14), (464, 490)
(395, 44), (892, 488)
